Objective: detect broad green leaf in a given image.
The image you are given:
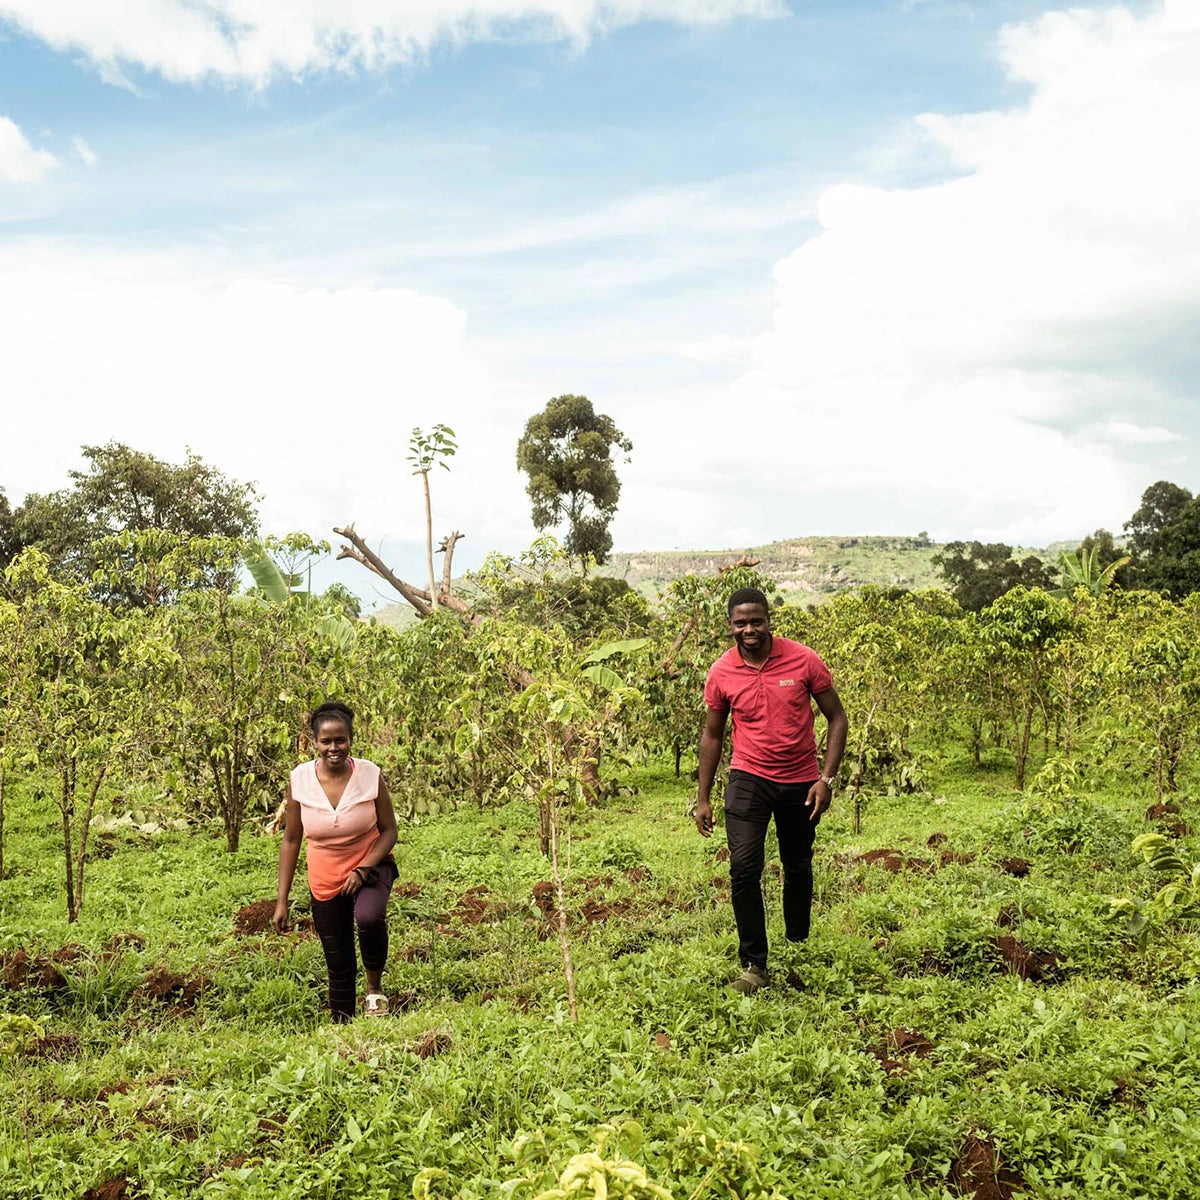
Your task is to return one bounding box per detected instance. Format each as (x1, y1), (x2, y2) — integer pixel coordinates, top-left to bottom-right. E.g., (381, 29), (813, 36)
(581, 638), (652, 664)
(244, 548), (290, 603)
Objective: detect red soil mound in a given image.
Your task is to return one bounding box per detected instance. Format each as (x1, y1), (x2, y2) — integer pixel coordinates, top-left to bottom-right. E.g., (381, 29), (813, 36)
(996, 858), (1031, 877)
(996, 935), (1060, 981)
(83, 1180), (130, 1200)
(0, 948), (67, 992)
(950, 1135), (1024, 1199)
(141, 966), (209, 1008)
(234, 900), (277, 935)
(414, 1029), (452, 1059)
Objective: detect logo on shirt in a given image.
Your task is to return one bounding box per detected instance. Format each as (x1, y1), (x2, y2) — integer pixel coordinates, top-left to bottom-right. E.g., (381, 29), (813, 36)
(779, 679), (795, 686)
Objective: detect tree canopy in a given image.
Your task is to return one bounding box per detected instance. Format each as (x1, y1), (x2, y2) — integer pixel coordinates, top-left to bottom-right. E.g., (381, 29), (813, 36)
(3, 443), (260, 602)
(516, 395), (632, 566)
(1123, 481), (1200, 598)
(931, 540), (1054, 612)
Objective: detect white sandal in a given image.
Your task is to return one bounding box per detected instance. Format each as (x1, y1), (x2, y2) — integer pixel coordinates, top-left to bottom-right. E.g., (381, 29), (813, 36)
(364, 992), (389, 1017)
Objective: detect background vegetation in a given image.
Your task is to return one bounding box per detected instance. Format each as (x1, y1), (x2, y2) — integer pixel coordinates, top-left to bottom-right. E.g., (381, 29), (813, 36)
(2, 449), (1199, 1198)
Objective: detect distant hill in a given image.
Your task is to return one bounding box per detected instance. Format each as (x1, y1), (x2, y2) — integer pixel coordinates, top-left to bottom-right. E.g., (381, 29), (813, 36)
(595, 535), (948, 603)
(365, 534), (1059, 622)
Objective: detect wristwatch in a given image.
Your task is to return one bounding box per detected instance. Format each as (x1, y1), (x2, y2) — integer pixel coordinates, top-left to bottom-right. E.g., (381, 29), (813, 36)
(819, 775), (836, 788)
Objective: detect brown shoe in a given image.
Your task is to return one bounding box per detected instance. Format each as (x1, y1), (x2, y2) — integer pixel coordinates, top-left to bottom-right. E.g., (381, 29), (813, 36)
(729, 964), (769, 995)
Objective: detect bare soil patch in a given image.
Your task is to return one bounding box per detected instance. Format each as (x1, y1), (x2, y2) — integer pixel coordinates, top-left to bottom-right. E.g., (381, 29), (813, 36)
(234, 900), (276, 935)
(926, 832), (948, 847)
(83, 1179), (130, 1200)
(394, 881), (424, 899)
(442, 885), (508, 926)
(996, 905), (1018, 928)
(0, 948), (67, 992)
(103, 932), (147, 955)
(950, 1135), (1025, 1199)
(995, 935), (1060, 982)
(531, 881), (555, 916)
(392, 988), (420, 1011)
(24, 1033), (80, 1061)
(414, 1029), (452, 1059)
(624, 866), (649, 883)
(1146, 802), (1181, 819)
(893, 948), (952, 977)
(140, 966), (210, 1008)
(256, 1113), (287, 1137)
(996, 858), (1031, 877)
(940, 850), (976, 866)
(892, 1027), (934, 1058)
(870, 1027), (934, 1074)
(715, 847), (730, 863)
(861, 849), (909, 873)
(580, 896), (633, 924)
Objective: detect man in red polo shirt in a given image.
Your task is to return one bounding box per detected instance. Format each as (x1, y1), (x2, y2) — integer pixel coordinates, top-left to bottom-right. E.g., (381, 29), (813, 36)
(696, 586), (848, 994)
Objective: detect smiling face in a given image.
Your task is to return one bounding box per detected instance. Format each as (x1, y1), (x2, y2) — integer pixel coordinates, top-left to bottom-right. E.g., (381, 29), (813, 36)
(728, 600), (771, 657)
(313, 716), (351, 771)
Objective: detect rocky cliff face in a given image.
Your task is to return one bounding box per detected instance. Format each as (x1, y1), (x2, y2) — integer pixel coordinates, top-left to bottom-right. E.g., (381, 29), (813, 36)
(597, 535), (944, 602)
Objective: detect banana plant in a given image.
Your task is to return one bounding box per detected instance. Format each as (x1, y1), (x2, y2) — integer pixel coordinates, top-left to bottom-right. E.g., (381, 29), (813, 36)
(1056, 545), (1131, 596)
(1111, 833), (1200, 947)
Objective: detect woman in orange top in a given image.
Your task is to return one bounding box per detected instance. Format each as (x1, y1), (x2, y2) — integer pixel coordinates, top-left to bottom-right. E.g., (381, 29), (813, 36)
(273, 701), (398, 1019)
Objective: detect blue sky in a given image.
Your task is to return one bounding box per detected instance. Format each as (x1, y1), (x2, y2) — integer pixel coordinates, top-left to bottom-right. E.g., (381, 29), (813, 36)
(1, 0), (1195, 601)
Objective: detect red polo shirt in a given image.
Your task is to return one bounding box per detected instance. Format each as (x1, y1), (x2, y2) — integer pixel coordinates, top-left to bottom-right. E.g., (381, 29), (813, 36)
(704, 636), (834, 783)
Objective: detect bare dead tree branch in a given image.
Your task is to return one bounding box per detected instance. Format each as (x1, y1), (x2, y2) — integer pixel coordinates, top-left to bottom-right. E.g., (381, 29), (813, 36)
(438, 531), (464, 600)
(718, 555), (761, 574)
(334, 525), (433, 617)
(660, 612), (698, 678)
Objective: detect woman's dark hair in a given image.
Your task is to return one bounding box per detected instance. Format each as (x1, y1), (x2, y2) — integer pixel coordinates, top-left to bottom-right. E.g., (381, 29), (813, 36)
(310, 701), (354, 739)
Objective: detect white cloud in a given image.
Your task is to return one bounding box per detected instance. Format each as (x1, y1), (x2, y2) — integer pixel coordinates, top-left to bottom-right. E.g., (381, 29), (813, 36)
(1097, 420), (1181, 446)
(0, 0), (781, 86)
(0, 243), (536, 554)
(0, 116), (57, 183)
(706, 0), (1200, 544)
(70, 136), (98, 168)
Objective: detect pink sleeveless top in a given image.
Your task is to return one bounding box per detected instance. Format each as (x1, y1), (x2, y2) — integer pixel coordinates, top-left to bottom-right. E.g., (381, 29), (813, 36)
(290, 758), (381, 900)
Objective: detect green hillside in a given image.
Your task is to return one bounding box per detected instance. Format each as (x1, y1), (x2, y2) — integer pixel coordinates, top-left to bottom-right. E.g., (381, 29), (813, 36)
(366, 534), (1057, 621)
(596, 535), (948, 603)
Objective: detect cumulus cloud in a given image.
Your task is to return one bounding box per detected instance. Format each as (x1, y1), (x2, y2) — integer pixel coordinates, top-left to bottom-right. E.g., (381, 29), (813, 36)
(709, 0), (1200, 544)
(0, 0), (780, 86)
(0, 116), (57, 183)
(0, 244), (536, 552)
(70, 136), (98, 168)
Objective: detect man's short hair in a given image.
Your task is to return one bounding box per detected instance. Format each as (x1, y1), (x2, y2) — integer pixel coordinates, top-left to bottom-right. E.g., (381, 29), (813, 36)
(727, 586), (770, 616)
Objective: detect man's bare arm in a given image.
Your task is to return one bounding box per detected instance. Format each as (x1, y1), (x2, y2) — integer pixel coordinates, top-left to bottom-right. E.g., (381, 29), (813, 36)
(815, 687), (847, 779)
(695, 708), (728, 837)
(805, 687), (848, 823)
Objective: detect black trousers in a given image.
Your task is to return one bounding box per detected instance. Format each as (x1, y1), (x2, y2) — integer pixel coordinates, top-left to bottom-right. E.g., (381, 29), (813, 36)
(309, 857), (397, 1021)
(724, 769), (818, 970)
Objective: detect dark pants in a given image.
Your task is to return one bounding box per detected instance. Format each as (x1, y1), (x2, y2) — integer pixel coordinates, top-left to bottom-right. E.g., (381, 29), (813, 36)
(724, 770), (818, 970)
(309, 857), (397, 1021)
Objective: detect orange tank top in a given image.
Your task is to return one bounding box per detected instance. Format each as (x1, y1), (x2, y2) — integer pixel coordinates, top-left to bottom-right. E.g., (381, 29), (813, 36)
(290, 758), (381, 900)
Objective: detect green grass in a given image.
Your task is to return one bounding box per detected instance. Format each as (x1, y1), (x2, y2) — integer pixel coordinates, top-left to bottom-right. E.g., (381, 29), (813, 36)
(1, 760), (1198, 1199)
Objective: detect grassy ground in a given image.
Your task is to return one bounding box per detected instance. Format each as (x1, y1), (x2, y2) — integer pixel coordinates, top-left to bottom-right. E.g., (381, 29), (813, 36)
(1, 758), (1197, 1199)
